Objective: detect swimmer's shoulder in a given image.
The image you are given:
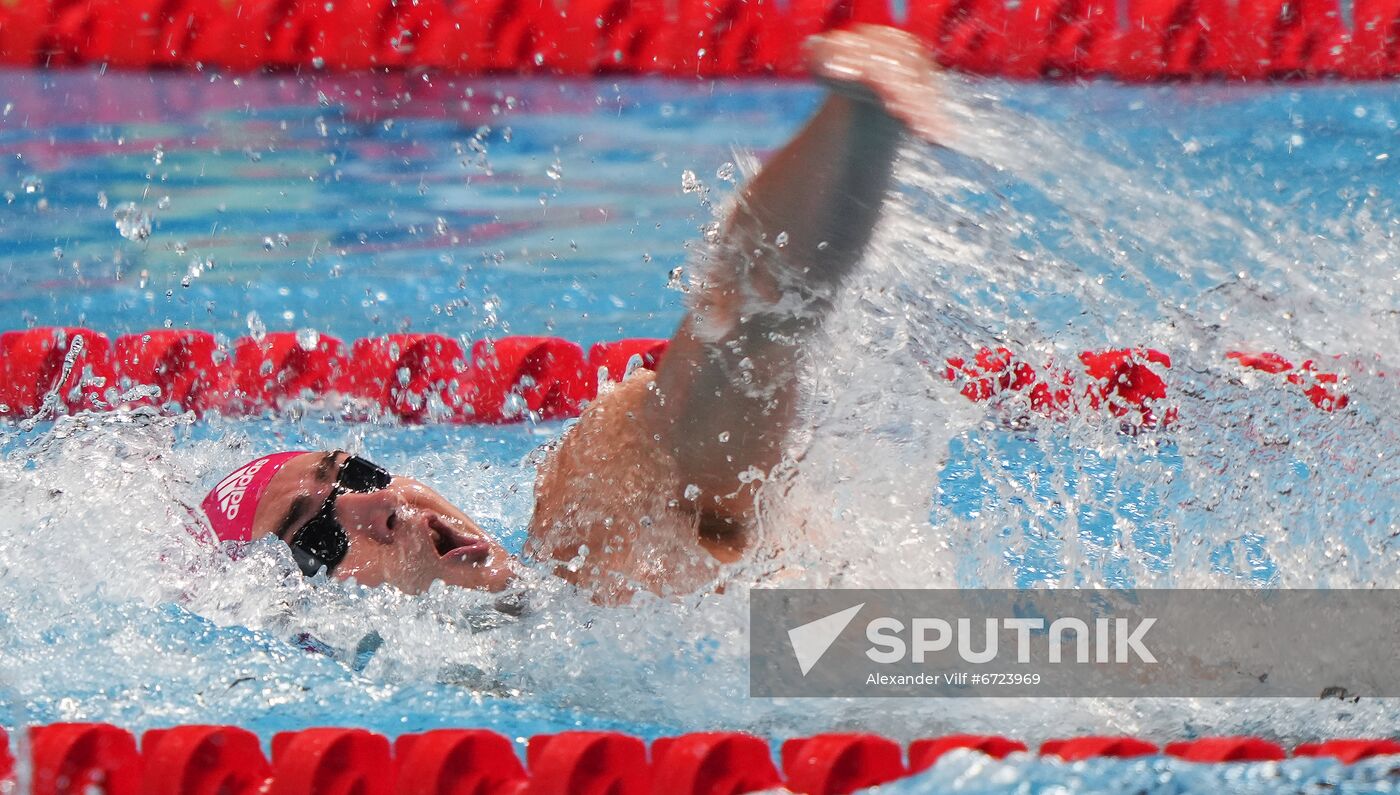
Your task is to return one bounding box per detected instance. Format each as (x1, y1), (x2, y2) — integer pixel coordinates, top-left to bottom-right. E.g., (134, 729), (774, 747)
(584, 366), (658, 418)
(528, 367), (672, 539)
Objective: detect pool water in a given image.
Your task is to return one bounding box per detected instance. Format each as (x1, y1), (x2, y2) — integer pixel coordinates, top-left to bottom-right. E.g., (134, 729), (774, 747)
(0, 68), (1397, 793)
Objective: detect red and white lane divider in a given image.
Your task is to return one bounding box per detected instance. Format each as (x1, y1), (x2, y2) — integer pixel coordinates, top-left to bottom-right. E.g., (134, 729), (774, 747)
(0, 0), (1396, 80)
(0, 327), (667, 424)
(3, 723), (1398, 795)
(0, 327), (1352, 429)
(943, 345), (1355, 431)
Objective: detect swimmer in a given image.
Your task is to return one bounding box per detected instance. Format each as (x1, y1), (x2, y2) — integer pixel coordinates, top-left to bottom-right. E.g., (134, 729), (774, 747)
(201, 25), (945, 602)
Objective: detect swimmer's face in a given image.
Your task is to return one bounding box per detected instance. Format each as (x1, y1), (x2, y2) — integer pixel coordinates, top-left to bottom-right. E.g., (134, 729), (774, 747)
(248, 451), (515, 594)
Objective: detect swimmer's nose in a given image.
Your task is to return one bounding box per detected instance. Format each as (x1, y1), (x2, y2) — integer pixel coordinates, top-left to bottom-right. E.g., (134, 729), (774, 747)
(333, 488), (406, 545)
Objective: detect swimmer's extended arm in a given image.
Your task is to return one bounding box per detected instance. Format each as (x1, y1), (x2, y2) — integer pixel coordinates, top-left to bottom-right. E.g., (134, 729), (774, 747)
(645, 26), (946, 530)
(528, 26), (944, 597)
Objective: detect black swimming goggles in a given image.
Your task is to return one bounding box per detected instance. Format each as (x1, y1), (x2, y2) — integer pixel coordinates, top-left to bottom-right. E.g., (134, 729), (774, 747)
(288, 455), (393, 577)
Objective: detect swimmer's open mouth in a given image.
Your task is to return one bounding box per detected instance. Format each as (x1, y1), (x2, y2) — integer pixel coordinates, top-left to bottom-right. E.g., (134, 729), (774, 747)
(429, 516), (490, 564)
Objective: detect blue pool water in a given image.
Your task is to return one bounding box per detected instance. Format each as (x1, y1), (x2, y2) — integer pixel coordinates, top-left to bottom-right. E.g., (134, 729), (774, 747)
(0, 68), (1397, 793)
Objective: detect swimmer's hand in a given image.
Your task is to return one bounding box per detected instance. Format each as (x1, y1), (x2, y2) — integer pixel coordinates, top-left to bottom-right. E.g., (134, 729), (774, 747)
(804, 25), (945, 143)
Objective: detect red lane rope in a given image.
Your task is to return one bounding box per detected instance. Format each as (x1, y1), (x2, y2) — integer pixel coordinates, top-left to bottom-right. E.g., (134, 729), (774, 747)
(4, 724), (1399, 794)
(0, 327), (1354, 428)
(0, 0), (1394, 80)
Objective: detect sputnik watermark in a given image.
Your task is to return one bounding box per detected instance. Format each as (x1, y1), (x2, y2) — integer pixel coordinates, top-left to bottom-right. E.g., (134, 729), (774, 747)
(751, 589), (1400, 697)
(865, 617), (1156, 665)
(787, 607), (1156, 678)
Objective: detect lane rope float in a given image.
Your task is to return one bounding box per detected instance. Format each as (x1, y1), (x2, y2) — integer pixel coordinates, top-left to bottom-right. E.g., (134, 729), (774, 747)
(0, 327), (1359, 430)
(5, 723), (1400, 795)
(0, 0), (1393, 80)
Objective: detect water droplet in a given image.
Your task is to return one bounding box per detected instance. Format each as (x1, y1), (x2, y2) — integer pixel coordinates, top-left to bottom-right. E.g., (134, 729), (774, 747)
(565, 544), (589, 572)
(435, 217), (449, 236)
(112, 203), (152, 241)
(296, 328), (320, 350)
(718, 431), (730, 443)
(152, 145), (164, 165)
(667, 266), (684, 290)
(20, 175), (42, 194)
(52, 247), (62, 260)
(683, 484), (701, 501)
(681, 170), (701, 194)
(317, 91), (331, 107)
(312, 56), (325, 69)
(716, 162), (735, 182)
(546, 160), (562, 181)
(247, 311), (266, 343)
(775, 231), (789, 248)
(262, 236), (275, 251)
(174, 241), (187, 256)
(502, 392), (528, 418)
(156, 195), (171, 210)
(97, 191), (108, 209)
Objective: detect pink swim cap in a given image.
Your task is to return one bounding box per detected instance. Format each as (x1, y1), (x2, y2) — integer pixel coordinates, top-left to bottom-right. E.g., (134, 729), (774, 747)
(201, 451), (308, 542)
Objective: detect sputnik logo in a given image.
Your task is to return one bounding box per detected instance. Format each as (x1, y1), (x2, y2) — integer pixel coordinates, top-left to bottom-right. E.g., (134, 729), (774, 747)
(788, 603), (864, 676)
